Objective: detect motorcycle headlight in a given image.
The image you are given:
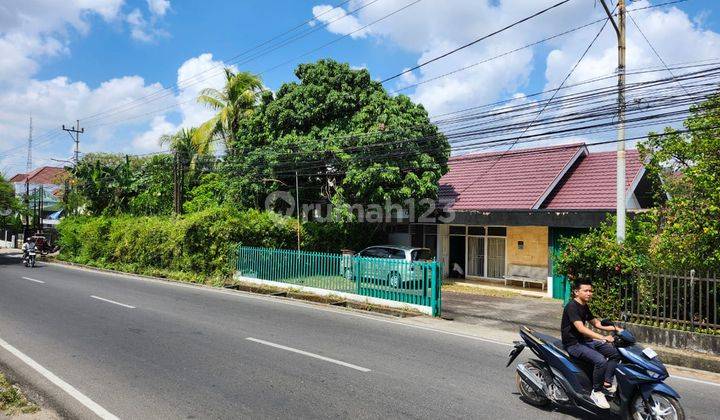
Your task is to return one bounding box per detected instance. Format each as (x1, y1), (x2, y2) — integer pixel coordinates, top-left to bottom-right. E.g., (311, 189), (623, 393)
(645, 369), (662, 379)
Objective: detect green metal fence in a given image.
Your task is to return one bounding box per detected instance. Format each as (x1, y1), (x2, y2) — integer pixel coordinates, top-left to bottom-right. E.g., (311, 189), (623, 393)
(235, 246), (442, 316)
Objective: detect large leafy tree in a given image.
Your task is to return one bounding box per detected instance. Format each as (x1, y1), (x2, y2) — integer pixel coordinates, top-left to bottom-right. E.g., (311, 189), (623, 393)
(195, 69), (263, 151)
(639, 93), (720, 270)
(224, 59), (450, 213)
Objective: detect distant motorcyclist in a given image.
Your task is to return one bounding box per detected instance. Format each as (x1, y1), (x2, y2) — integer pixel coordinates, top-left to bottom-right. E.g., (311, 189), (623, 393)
(561, 278), (622, 409)
(22, 238), (36, 261)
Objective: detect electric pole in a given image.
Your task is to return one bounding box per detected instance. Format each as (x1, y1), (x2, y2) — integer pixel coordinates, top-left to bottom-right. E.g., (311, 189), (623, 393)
(173, 151), (181, 215)
(62, 120), (84, 165)
(600, 0), (626, 243)
(295, 170), (301, 251)
(26, 115), (33, 173)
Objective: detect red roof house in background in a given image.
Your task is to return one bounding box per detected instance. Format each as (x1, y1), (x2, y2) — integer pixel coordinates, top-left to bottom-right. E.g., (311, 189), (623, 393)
(438, 143), (652, 218)
(401, 143), (658, 298)
(10, 166), (67, 186)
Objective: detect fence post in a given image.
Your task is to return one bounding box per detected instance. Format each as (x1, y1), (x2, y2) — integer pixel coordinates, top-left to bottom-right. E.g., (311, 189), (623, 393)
(690, 269), (695, 332)
(430, 262), (440, 317)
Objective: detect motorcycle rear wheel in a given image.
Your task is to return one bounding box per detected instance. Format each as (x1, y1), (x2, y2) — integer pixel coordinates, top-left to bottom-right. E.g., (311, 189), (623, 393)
(629, 393), (684, 420)
(515, 368), (549, 407)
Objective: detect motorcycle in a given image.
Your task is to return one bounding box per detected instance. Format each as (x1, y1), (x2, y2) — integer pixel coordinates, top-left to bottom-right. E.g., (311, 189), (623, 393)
(23, 249), (36, 268)
(507, 320), (684, 419)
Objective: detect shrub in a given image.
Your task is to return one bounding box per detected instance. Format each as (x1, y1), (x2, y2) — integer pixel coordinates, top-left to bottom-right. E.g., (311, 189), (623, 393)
(58, 207), (298, 277)
(57, 207), (393, 283)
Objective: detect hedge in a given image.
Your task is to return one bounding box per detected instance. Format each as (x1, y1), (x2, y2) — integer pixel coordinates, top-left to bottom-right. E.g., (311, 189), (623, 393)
(57, 207), (385, 280)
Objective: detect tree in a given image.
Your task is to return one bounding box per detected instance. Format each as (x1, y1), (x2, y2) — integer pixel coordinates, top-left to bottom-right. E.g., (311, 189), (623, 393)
(69, 153), (175, 216)
(70, 157), (135, 215)
(195, 68), (263, 151)
(0, 174), (18, 228)
(639, 93), (720, 270)
(224, 59), (450, 214)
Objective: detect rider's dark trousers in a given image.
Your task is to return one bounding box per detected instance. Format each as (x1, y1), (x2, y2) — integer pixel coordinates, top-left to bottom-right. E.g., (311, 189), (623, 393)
(566, 340), (620, 391)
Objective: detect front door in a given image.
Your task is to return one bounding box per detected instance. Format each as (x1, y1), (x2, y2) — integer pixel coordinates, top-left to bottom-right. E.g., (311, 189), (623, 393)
(449, 235), (466, 278)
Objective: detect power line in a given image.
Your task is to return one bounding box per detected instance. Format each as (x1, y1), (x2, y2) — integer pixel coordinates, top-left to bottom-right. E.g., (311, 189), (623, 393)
(447, 11), (612, 200)
(380, 0), (573, 84)
(627, 10), (691, 96)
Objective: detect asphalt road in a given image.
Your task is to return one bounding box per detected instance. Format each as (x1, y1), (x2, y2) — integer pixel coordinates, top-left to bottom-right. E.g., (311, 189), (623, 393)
(0, 253), (719, 419)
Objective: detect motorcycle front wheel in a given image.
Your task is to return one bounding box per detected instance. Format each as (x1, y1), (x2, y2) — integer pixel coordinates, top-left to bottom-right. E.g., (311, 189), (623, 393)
(630, 392), (684, 420)
(515, 368), (549, 407)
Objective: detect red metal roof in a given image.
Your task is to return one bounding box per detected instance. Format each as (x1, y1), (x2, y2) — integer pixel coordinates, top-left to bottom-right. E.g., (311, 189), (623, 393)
(542, 150), (644, 210)
(9, 173), (26, 182)
(439, 143), (586, 211)
(9, 166), (67, 185)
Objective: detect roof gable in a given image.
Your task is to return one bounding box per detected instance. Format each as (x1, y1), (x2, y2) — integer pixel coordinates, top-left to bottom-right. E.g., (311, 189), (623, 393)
(9, 166), (67, 185)
(541, 150), (645, 210)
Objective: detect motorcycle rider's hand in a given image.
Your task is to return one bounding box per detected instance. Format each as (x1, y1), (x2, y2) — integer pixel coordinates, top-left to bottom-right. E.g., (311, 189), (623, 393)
(604, 335), (615, 343)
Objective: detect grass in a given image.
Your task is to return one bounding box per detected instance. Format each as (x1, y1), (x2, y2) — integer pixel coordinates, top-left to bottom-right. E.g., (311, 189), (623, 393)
(441, 282), (521, 298)
(275, 275), (356, 292)
(0, 372), (39, 415)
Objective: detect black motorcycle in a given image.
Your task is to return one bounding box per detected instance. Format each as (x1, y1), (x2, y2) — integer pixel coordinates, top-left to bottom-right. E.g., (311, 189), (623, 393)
(507, 320), (684, 419)
(23, 249), (36, 268)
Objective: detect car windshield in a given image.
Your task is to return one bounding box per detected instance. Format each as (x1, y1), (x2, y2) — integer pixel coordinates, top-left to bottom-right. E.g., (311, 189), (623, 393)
(411, 249), (433, 261)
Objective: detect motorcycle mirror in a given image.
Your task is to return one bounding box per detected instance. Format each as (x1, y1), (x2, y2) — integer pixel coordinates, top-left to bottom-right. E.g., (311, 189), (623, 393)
(600, 319), (614, 327)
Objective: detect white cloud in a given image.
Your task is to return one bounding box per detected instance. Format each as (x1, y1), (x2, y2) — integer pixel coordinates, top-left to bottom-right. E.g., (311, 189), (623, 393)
(147, 0), (171, 17)
(175, 53), (237, 129)
(0, 0), (125, 85)
(312, 0), (720, 153)
(125, 4), (170, 43)
(313, 1), (720, 115)
(0, 74), (174, 172)
(131, 115), (176, 152)
(312, 4), (369, 39)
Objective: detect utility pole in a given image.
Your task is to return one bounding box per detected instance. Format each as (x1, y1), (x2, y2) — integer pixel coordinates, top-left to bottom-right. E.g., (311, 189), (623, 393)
(23, 180), (29, 240)
(62, 120), (84, 165)
(295, 170), (301, 251)
(172, 151), (181, 215)
(600, 0), (626, 243)
(38, 185), (44, 234)
(26, 115), (33, 173)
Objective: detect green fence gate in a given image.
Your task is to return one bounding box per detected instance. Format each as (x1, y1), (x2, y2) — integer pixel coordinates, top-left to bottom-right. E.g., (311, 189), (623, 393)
(235, 246), (442, 316)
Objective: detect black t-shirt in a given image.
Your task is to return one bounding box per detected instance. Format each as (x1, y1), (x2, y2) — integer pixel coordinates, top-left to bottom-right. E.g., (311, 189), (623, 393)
(561, 299), (595, 347)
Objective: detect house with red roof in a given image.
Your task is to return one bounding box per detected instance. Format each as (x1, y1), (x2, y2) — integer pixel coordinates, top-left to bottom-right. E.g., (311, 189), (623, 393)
(10, 166), (68, 228)
(398, 143), (656, 299)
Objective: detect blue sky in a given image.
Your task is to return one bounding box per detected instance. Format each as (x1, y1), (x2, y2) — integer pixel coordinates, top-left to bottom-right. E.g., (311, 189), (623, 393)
(1, 0), (719, 175)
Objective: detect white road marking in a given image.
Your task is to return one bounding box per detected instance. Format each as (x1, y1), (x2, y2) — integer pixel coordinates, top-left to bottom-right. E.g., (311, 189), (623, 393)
(42, 262), (527, 348)
(671, 375), (720, 387)
(246, 337), (371, 372)
(90, 295), (135, 309)
(22, 277), (45, 284)
(0, 336), (119, 420)
(44, 261), (720, 388)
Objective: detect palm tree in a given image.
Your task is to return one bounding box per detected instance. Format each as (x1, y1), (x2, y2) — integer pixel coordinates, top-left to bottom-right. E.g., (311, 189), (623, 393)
(195, 68), (263, 151)
(160, 127), (203, 168)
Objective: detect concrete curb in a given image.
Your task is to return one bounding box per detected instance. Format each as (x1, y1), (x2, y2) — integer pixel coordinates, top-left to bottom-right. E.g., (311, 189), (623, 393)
(234, 274), (433, 316)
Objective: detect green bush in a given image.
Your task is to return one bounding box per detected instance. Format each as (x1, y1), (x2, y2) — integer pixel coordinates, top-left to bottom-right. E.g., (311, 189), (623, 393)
(554, 214), (656, 319)
(56, 207), (385, 281)
(58, 206), (299, 278)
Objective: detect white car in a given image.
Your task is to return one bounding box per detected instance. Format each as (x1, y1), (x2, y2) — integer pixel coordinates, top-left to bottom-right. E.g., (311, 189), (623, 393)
(342, 245), (434, 289)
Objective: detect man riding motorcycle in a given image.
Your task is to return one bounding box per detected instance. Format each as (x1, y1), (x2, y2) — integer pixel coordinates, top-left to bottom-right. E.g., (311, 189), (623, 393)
(22, 238), (36, 262)
(562, 278), (622, 409)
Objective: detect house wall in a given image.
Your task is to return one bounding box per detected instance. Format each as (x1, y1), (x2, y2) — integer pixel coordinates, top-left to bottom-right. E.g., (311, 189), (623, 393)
(505, 226), (549, 269)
